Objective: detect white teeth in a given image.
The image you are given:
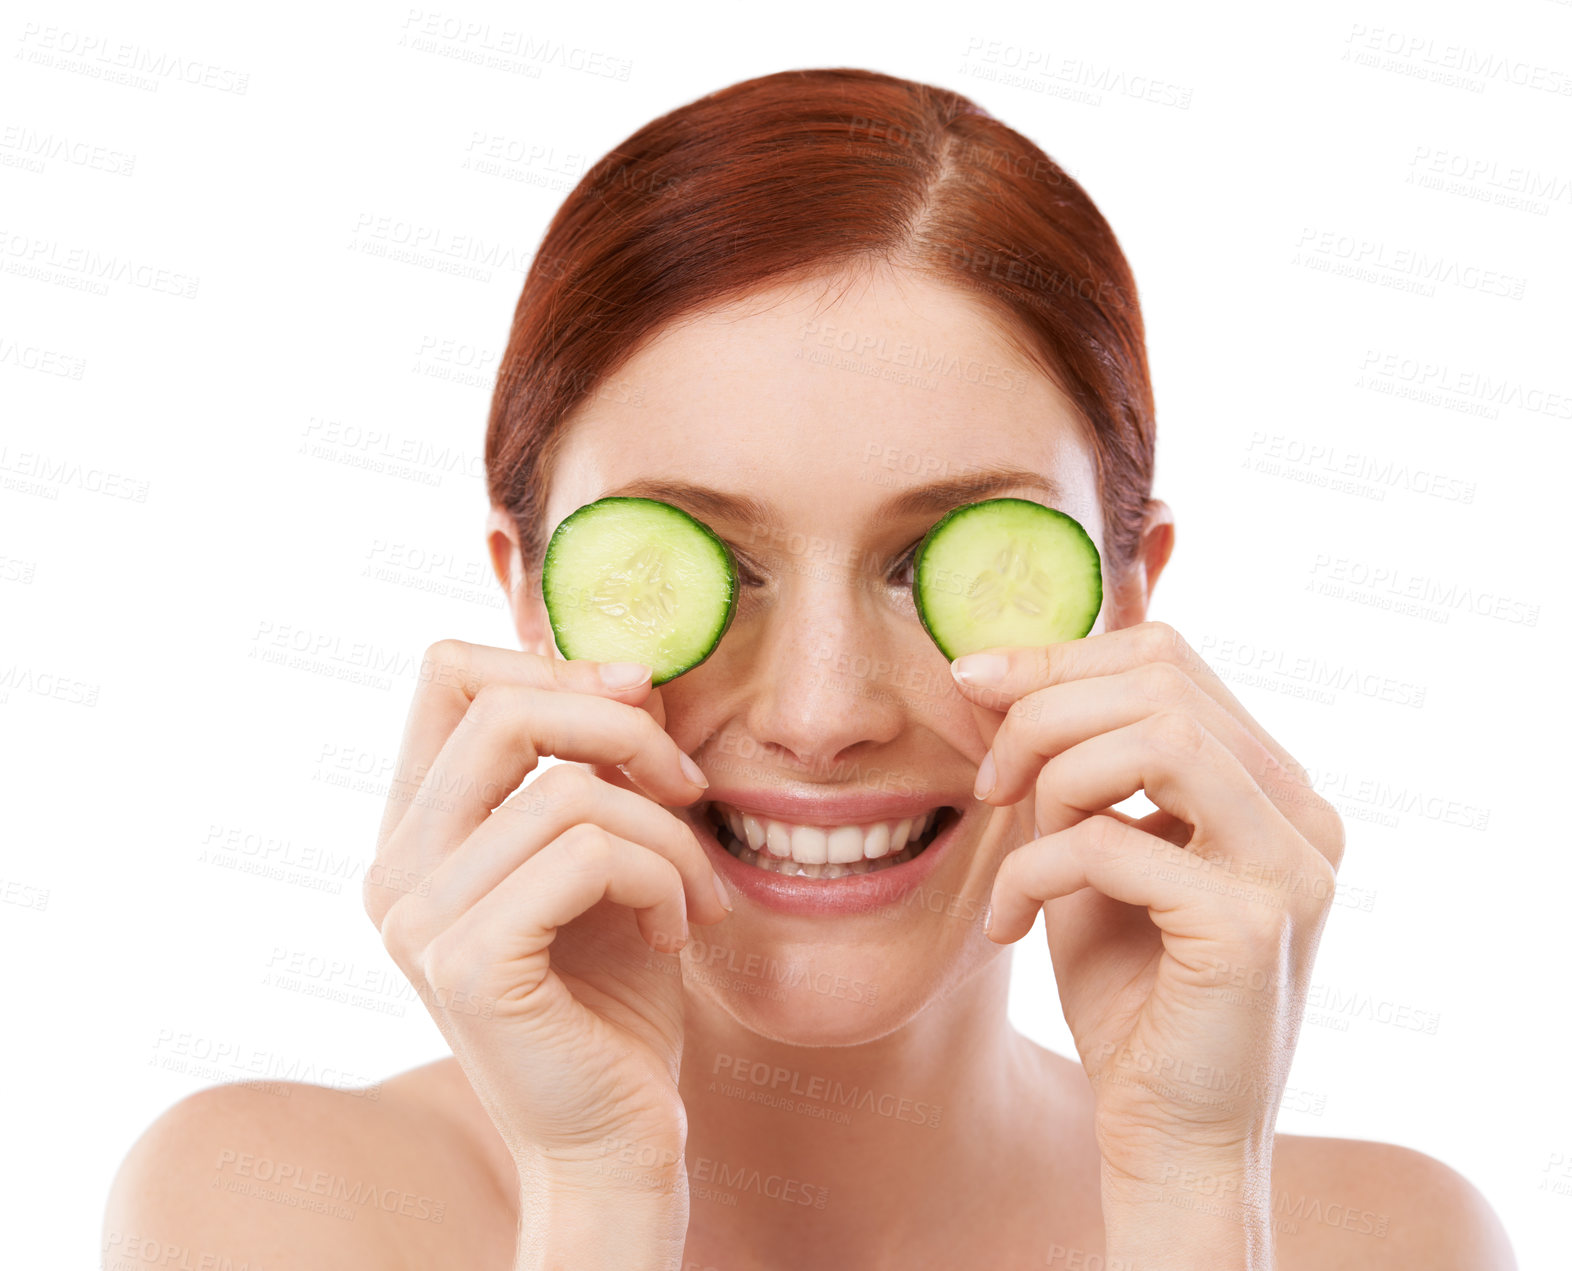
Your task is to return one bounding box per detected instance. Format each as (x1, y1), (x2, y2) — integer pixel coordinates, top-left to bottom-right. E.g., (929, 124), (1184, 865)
(726, 837), (918, 878)
(765, 820), (792, 858)
(891, 817), (913, 852)
(792, 825), (828, 865)
(742, 813), (766, 853)
(864, 821), (891, 859)
(827, 826), (865, 864)
(709, 803), (948, 870)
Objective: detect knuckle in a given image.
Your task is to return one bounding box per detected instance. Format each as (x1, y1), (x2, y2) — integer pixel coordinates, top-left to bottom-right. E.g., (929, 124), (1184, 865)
(419, 638), (472, 688)
(536, 761), (597, 803)
(1146, 709), (1207, 759)
(1304, 851), (1339, 903)
(1078, 813), (1125, 856)
(361, 870), (385, 925)
(466, 679), (520, 725)
(422, 636), (466, 666)
(1289, 837), (1341, 912)
(560, 820), (614, 869)
(1031, 644), (1056, 684)
(1258, 756), (1309, 808)
(1004, 693), (1041, 729)
(1133, 659), (1193, 710)
(1315, 800), (1347, 869)
(1137, 619), (1206, 678)
(500, 779), (549, 820)
(419, 935), (469, 995)
(363, 857), (421, 928)
(464, 685), (542, 763)
(1135, 620), (1182, 664)
(1238, 899), (1291, 949)
(376, 896), (424, 966)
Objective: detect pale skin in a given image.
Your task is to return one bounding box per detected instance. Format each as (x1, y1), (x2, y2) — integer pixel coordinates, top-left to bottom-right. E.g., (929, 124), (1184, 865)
(104, 260), (1516, 1269)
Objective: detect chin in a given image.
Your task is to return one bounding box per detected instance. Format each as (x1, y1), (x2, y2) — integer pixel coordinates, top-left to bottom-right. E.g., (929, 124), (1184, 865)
(673, 796), (1014, 1046)
(679, 917), (1001, 1048)
(684, 959), (922, 1047)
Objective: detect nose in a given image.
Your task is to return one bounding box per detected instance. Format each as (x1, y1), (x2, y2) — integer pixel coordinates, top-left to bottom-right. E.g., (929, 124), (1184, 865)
(734, 574), (911, 777)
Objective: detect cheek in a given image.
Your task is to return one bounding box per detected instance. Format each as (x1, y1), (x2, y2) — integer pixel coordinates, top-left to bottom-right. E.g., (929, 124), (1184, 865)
(647, 677), (720, 753)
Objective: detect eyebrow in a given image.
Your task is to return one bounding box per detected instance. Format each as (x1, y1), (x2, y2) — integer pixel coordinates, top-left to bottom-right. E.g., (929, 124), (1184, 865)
(603, 465), (1067, 529)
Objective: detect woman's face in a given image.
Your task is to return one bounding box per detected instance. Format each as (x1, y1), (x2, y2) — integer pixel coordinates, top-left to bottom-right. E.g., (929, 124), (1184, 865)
(525, 261), (1111, 1045)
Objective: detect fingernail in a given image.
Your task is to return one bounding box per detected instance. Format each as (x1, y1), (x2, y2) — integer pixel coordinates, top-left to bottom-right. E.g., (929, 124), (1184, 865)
(982, 901), (994, 938)
(973, 751), (997, 800)
(679, 751), (709, 788)
(952, 653), (1007, 686)
(599, 662), (652, 690)
(711, 872), (732, 912)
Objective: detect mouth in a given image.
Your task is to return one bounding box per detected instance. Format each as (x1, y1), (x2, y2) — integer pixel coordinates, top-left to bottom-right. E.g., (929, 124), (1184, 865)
(703, 800), (960, 880)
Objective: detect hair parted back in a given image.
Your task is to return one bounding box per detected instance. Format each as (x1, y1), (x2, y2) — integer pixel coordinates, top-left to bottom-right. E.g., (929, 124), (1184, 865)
(485, 66), (1155, 580)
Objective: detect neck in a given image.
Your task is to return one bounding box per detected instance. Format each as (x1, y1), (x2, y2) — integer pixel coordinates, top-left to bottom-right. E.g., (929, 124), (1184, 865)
(677, 946), (1065, 1263)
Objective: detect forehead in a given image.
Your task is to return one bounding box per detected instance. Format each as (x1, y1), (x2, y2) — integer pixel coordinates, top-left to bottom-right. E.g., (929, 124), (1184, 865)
(545, 265), (1102, 539)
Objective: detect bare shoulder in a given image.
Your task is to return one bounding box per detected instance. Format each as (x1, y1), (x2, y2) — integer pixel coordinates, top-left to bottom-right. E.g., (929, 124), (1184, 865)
(1272, 1132), (1517, 1270)
(103, 1058), (518, 1270)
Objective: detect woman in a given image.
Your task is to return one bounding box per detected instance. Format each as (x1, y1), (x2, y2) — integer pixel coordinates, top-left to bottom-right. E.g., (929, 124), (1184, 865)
(105, 68), (1515, 1269)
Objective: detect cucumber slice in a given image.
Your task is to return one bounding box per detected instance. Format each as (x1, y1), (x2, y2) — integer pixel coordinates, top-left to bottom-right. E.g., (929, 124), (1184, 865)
(541, 496), (738, 685)
(912, 497), (1102, 661)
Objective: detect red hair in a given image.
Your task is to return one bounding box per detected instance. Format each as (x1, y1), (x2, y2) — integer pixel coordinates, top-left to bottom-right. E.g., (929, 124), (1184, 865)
(485, 66), (1156, 576)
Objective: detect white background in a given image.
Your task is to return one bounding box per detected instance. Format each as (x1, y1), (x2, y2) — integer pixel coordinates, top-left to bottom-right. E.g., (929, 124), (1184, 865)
(3, 0), (1568, 1266)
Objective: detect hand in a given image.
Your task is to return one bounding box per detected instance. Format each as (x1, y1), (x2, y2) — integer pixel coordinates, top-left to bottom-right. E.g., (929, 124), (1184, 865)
(950, 621), (1345, 1185)
(362, 640), (731, 1189)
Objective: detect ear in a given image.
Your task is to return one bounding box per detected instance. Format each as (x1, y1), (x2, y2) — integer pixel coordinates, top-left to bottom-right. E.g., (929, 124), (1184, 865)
(1106, 497), (1175, 628)
(485, 505), (554, 656)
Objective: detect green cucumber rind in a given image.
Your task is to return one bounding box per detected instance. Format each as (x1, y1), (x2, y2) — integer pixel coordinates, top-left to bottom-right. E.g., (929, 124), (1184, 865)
(541, 496), (739, 685)
(911, 496), (1103, 662)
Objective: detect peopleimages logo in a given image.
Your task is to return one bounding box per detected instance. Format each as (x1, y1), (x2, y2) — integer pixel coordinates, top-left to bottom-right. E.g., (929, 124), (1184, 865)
(0, 228), (199, 298)
(14, 22), (250, 94)
(1291, 227), (1528, 299)
(1197, 634), (1427, 709)
(681, 937), (880, 1005)
(1242, 432), (1476, 505)
(710, 1053), (943, 1128)
(211, 1150), (446, 1223)
(687, 1156), (829, 1209)
(1356, 348), (1572, 420)
(1342, 23), (1572, 98)
(1307, 554), (1539, 627)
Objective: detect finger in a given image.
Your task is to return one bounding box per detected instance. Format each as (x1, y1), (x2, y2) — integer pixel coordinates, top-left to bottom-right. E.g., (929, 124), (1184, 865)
(979, 663), (1279, 813)
(1105, 804), (1193, 849)
(949, 621), (1316, 791)
(376, 640), (658, 854)
(400, 764), (730, 936)
(986, 812), (1285, 945)
(952, 622), (1346, 869)
(369, 686), (708, 920)
(1026, 711), (1301, 872)
(413, 825), (691, 1006)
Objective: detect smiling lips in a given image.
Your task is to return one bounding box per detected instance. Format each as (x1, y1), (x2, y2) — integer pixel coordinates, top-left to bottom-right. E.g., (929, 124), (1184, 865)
(706, 800), (953, 880)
